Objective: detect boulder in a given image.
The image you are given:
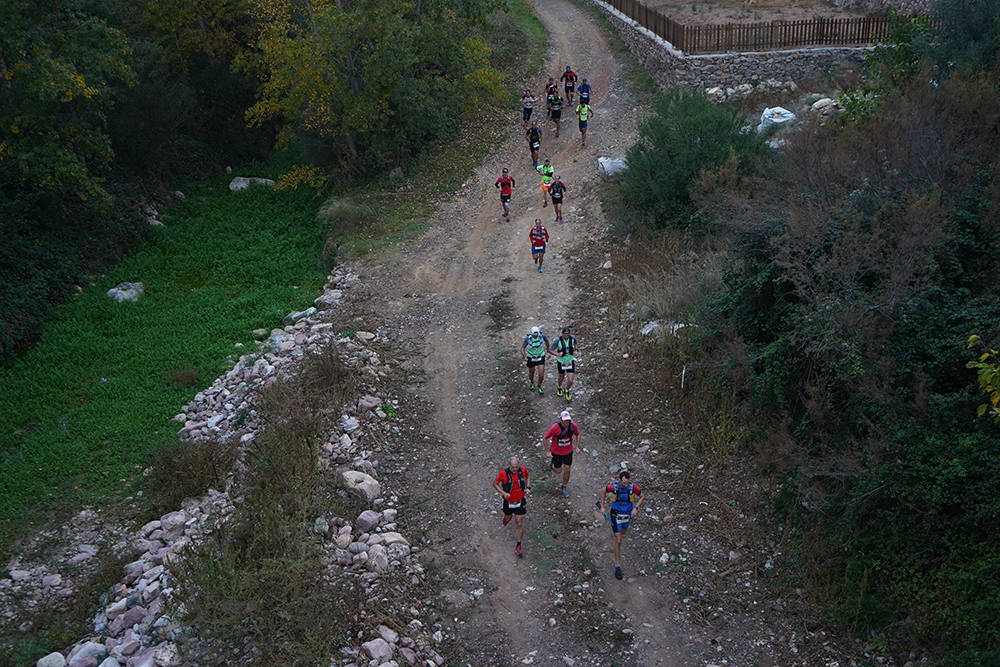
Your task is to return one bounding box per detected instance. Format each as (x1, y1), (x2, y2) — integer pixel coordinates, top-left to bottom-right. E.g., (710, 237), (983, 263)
(597, 157), (628, 177)
(228, 177), (275, 192)
(158, 511), (187, 537)
(106, 282), (145, 303)
(367, 544), (389, 573)
(356, 510), (381, 531)
(378, 624), (399, 644)
(37, 654), (66, 667)
(361, 638), (393, 661)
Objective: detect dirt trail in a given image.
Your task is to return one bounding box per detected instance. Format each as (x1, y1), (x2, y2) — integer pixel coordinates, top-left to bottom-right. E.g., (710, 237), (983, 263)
(355, 2), (702, 665)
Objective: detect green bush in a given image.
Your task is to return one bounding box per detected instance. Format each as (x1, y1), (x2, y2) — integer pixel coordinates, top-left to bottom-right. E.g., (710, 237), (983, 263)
(619, 90), (767, 232)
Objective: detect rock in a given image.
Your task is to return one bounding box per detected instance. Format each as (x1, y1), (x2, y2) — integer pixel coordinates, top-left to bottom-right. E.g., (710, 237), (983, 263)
(640, 320), (661, 336)
(388, 166), (404, 181)
(282, 307), (316, 325)
(601, 260), (612, 270)
(705, 86), (725, 102)
(339, 433), (353, 448)
(68, 658), (98, 667)
(172, 191), (185, 202)
(68, 552), (94, 565)
(341, 415), (360, 433)
(380, 532), (408, 546)
(358, 395), (380, 410)
(252, 328), (268, 338)
(106, 282), (144, 303)
(228, 176), (275, 192)
(377, 624), (399, 644)
(97, 659), (121, 667)
(106, 598), (128, 620)
(313, 516), (330, 535)
(117, 606), (147, 634)
(756, 106), (796, 133)
(314, 289), (343, 307)
(37, 653), (66, 667)
(42, 573), (62, 587)
(356, 510), (381, 531)
(152, 642), (179, 666)
(597, 157), (628, 177)
(399, 647), (417, 665)
(355, 331), (376, 342)
(126, 646), (157, 667)
(68, 642), (106, 664)
(335, 533), (352, 549)
(367, 544), (389, 573)
(140, 520), (161, 536)
(361, 638), (393, 661)
(159, 511), (187, 537)
(9, 569), (30, 582)
(382, 508), (398, 522)
(342, 470), (380, 503)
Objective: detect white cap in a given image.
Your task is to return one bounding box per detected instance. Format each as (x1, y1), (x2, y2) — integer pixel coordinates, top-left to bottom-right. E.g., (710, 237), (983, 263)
(531, 326), (540, 334)
(560, 410), (571, 420)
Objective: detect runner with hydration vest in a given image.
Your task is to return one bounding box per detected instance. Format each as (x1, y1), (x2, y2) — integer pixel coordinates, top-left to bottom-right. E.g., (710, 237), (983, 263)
(560, 65), (578, 104)
(521, 326), (550, 394)
(526, 121), (542, 168)
(543, 410), (580, 497)
(536, 159), (554, 208)
(577, 77), (592, 106)
(494, 456), (531, 556)
(495, 168), (516, 220)
(575, 101), (593, 146)
(545, 78), (558, 120)
(549, 326), (576, 401)
(599, 469), (644, 580)
(521, 89), (536, 129)
(548, 175), (566, 223)
(529, 218), (548, 273)
(550, 92), (564, 137)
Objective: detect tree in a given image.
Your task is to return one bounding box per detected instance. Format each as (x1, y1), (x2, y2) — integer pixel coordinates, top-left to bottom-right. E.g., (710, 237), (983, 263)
(967, 334), (1000, 423)
(241, 0), (505, 173)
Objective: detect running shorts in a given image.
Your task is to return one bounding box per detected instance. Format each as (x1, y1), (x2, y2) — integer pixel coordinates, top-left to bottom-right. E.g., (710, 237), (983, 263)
(579, 119), (588, 129)
(610, 509), (631, 533)
(551, 109), (562, 120)
(558, 360), (575, 375)
(523, 107), (533, 122)
(500, 194), (511, 203)
(531, 244), (545, 255)
(541, 182), (551, 192)
(551, 451), (573, 468)
(503, 498), (527, 515)
(526, 356), (545, 368)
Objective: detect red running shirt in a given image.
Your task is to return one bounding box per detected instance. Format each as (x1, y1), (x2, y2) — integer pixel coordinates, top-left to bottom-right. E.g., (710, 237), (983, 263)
(529, 226), (548, 247)
(496, 467), (528, 503)
(544, 421), (579, 456)
(496, 175), (515, 195)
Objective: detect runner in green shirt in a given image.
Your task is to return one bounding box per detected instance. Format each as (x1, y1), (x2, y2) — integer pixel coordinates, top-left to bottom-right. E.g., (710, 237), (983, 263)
(575, 103), (593, 146)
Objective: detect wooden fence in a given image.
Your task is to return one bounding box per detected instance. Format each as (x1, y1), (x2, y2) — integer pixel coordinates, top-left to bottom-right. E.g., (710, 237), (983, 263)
(605, 0), (897, 54)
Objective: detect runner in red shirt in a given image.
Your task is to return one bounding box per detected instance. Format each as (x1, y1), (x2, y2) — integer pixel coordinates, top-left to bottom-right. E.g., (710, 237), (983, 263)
(495, 168), (516, 220)
(560, 65), (578, 104)
(542, 410), (580, 497)
(529, 218), (548, 273)
(493, 455), (531, 556)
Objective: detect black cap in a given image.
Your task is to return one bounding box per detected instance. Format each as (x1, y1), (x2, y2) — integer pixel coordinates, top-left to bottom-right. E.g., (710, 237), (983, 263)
(502, 168), (508, 173)
(619, 469), (630, 479)
(561, 326), (571, 334)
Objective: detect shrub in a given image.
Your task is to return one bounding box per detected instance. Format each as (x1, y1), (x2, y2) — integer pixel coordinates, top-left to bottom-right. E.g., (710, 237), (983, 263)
(619, 90), (767, 232)
(145, 436), (238, 515)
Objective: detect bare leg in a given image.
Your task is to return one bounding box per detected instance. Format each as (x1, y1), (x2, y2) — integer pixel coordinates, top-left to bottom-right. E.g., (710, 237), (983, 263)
(562, 464), (571, 485)
(515, 515), (524, 544)
(614, 531), (623, 565)
(565, 372), (575, 394)
(537, 252), (544, 270)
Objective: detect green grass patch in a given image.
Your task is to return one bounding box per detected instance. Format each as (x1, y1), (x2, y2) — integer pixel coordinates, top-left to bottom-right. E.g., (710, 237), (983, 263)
(0, 178), (328, 551)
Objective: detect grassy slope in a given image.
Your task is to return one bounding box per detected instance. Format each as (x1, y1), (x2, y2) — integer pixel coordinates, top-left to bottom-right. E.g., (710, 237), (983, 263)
(0, 178), (327, 548)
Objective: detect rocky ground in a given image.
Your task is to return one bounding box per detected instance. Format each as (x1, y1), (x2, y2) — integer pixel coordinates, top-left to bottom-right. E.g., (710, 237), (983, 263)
(3, 0), (892, 665)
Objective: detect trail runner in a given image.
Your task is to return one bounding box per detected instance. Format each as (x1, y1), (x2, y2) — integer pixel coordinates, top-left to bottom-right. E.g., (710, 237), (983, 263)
(550, 326), (576, 401)
(494, 456), (531, 556)
(521, 326), (550, 394)
(530, 218), (549, 273)
(495, 168), (516, 220)
(543, 410), (580, 497)
(599, 469), (644, 580)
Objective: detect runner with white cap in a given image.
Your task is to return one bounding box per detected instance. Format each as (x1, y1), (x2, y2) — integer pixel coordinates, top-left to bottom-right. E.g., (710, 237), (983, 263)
(543, 410), (580, 497)
(520, 326), (550, 394)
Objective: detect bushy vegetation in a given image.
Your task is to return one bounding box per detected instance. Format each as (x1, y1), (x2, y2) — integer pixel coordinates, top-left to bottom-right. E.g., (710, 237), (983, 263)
(613, 2), (1000, 660)
(173, 345), (362, 664)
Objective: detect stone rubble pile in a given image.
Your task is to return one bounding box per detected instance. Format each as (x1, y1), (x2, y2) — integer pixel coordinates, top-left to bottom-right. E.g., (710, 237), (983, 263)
(24, 268), (442, 667)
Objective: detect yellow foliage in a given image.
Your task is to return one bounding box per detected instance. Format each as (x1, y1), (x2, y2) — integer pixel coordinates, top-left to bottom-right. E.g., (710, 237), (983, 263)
(274, 164), (328, 191)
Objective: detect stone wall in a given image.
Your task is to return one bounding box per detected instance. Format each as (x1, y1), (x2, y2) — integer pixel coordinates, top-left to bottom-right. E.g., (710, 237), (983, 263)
(591, 0), (868, 93)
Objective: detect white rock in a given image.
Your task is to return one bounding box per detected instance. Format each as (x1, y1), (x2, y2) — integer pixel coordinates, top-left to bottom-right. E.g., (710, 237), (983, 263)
(313, 516), (330, 535)
(159, 510), (188, 537)
(601, 261), (612, 270)
(106, 282), (145, 303)
(380, 532), (409, 546)
(342, 470), (380, 502)
(228, 176), (275, 192)
(355, 331), (376, 342)
(598, 157), (628, 177)
(106, 598), (128, 620)
(97, 658), (121, 667)
(640, 321), (661, 336)
(68, 641), (106, 663)
(356, 510), (381, 531)
(341, 415), (360, 433)
(367, 544), (389, 573)
(377, 624), (399, 644)
(36, 653), (66, 667)
(314, 290), (343, 307)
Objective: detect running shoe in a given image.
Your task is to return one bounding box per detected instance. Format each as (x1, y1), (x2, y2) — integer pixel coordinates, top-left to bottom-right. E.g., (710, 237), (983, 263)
(516, 543), (523, 557)
(533, 256), (538, 264)
(537, 385), (544, 395)
(561, 485), (569, 497)
(538, 266), (543, 273)
(565, 391), (572, 402)
(502, 514), (511, 526)
(556, 387), (563, 397)
(529, 384), (536, 392)
(615, 565), (623, 580)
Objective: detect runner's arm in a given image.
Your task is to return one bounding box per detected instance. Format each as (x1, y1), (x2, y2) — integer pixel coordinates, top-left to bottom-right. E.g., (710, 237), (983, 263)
(633, 488), (644, 511)
(524, 469), (531, 493)
(493, 479), (510, 500)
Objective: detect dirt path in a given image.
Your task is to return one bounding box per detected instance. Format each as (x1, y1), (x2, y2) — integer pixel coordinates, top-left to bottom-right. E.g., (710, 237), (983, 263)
(354, 2), (701, 665)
